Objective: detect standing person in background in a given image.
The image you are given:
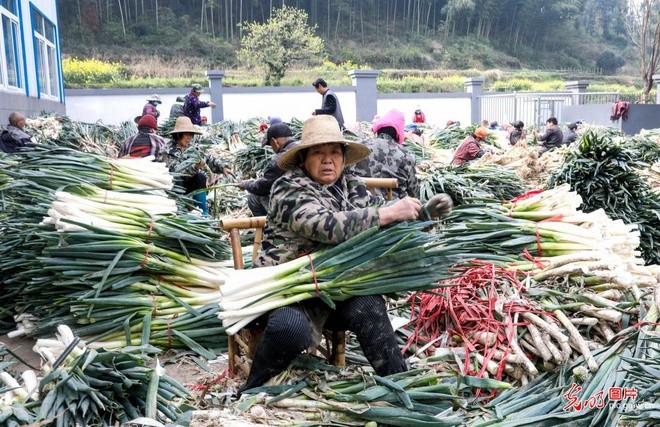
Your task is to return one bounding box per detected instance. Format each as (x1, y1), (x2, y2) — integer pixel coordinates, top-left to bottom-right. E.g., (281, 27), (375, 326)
(412, 109), (426, 124)
(350, 109), (419, 199)
(535, 117), (564, 155)
(563, 122), (579, 146)
(1, 112), (33, 153)
(238, 123), (298, 217)
(508, 121), (526, 145)
(119, 115), (166, 158)
(451, 127), (489, 166)
(311, 78), (344, 130)
(142, 95), (162, 119)
(183, 84), (217, 126)
(169, 96), (186, 119)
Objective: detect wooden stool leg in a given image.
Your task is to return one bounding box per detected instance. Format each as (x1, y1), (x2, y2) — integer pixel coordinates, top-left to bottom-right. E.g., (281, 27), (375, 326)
(331, 330), (346, 367)
(228, 335), (240, 374)
(229, 229), (244, 269)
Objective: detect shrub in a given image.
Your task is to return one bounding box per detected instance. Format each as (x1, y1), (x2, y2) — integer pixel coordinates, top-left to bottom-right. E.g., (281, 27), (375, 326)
(490, 78), (535, 92)
(596, 51), (626, 75)
(62, 57), (126, 87)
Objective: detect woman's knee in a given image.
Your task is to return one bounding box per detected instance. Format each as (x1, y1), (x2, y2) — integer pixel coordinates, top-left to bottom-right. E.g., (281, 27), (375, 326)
(264, 306), (312, 349)
(335, 295), (389, 332)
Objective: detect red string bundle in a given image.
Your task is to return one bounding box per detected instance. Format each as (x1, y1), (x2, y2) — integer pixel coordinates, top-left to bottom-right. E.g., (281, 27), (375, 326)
(405, 261), (538, 380)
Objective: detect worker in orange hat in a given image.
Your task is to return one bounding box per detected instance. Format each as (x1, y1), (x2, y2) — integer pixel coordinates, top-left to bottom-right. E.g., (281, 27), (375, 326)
(451, 127), (489, 166)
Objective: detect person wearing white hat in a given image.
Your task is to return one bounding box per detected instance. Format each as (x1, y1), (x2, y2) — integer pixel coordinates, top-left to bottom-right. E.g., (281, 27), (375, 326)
(238, 115), (453, 394)
(158, 116), (228, 215)
(142, 94), (162, 119)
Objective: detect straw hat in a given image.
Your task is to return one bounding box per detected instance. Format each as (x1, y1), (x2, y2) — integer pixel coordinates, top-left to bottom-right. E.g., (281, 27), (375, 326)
(278, 115), (370, 170)
(147, 94), (162, 104)
(169, 116), (203, 135)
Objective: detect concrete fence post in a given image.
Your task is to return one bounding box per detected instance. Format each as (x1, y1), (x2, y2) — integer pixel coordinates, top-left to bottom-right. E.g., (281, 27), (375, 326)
(206, 70), (226, 123)
(565, 81), (590, 105)
(464, 77), (484, 125)
(349, 69), (380, 122)
(653, 74), (660, 104)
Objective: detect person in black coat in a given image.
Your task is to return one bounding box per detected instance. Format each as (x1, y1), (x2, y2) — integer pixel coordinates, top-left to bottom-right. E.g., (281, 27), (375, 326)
(238, 123), (298, 216)
(563, 122), (579, 146)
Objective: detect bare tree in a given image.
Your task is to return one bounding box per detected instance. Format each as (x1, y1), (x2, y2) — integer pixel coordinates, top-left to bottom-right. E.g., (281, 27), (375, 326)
(116, 0), (126, 37)
(626, 0), (660, 102)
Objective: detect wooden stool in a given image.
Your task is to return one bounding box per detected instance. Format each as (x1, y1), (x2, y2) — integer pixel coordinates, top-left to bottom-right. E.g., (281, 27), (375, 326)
(220, 177), (397, 374)
(220, 216), (345, 375)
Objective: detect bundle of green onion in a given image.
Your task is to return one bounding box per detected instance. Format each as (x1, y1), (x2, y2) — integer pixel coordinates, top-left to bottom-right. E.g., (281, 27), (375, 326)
(466, 285), (660, 426)
(4, 147), (173, 192)
(0, 325), (192, 426)
(418, 163), (527, 205)
(234, 355), (511, 427)
(219, 222), (458, 335)
(1, 148), (231, 355)
(547, 130), (660, 265)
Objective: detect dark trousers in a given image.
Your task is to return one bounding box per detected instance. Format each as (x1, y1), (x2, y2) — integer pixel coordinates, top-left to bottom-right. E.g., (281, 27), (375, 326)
(247, 194), (269, 217)
(181, 171), (206, 194)
(239, 295), (406, 393)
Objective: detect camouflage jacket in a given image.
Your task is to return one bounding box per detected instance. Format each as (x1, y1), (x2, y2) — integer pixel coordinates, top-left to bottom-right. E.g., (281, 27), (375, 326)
(255, 169), (385, 267)
(349, 134), (419, 199)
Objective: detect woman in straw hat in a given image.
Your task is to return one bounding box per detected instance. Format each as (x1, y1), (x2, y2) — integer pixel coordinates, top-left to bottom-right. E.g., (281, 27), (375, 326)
(159, 116), (227, 215)
(238, 115), (452, 394)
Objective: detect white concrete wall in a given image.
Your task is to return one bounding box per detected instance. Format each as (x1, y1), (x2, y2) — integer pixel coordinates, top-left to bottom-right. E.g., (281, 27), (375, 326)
(376, 97), (472, 128)
(64, 90), (355, 126)
(65, 87), (473, 127)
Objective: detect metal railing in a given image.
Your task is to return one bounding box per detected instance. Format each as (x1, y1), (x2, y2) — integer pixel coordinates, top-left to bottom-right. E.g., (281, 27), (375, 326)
(480, 91), (619, 128)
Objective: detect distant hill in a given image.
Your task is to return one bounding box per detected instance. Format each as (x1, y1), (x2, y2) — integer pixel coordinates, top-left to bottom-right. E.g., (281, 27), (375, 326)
(58, 0), (635, 77)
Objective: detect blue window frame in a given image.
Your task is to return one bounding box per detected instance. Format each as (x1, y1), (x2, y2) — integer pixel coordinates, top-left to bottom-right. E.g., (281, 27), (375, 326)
(0, 1), (23, 90)
(32, 6), (60, 98)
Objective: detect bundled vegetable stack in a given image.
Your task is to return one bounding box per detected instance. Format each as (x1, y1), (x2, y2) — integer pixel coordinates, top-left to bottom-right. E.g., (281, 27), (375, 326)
(1, 325), (189, 426)
(0, 148), (231, 356)
(548, 130), (660, 265)
(418, 163), (528, 205)
(466, 285), (660, 426)
(232, 356), (511, 427)
(218, 222), (461, 335)
(401, 184), (658, 387)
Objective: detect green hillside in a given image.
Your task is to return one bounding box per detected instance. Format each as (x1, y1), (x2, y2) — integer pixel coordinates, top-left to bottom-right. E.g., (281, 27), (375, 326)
(58, 0), (649, 93)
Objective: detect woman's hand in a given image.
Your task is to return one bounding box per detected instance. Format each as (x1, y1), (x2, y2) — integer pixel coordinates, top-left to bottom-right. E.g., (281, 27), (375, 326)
(423, 193), (453, 219)
(378, 197), (422, 226)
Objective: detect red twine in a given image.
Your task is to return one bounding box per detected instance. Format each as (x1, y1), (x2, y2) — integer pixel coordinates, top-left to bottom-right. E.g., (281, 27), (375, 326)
(146, 218), (155, 241)
(534, 224), (543, 258)
(308, 254), (320, 297)
(140, 244), (152, 269)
